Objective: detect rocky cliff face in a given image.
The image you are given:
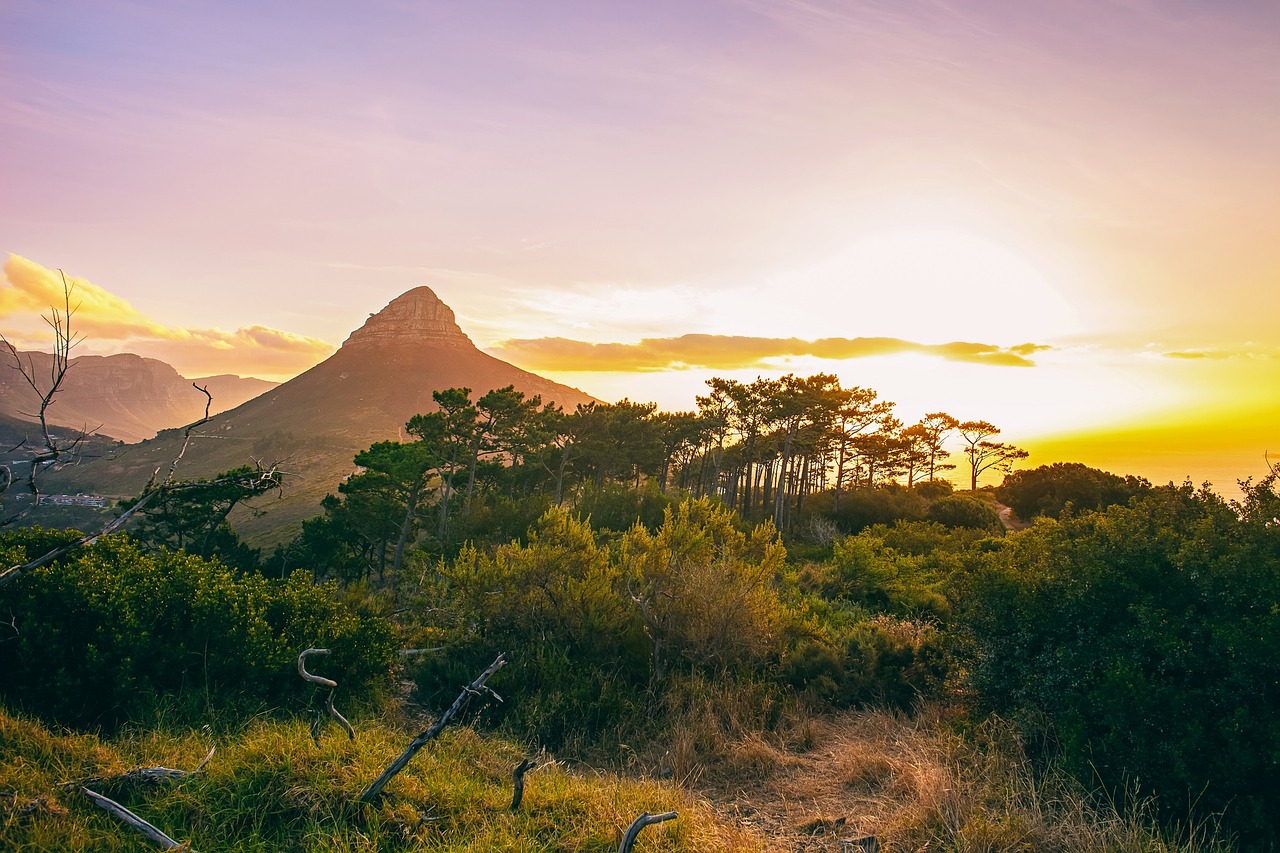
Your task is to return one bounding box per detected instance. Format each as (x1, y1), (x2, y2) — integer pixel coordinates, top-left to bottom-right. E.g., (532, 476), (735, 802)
(341, 286), (473, 351)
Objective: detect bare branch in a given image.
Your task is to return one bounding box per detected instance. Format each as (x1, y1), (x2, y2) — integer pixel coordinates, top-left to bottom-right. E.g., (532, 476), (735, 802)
(360, 652), (506, 803)
(0, 272), (91, 524)
(510, 757), (539, 811)
(80, 787), (189, 850)
(165, 384), (213, 486)
(298, 648), (354, 745)
(618, 811), (678, 853)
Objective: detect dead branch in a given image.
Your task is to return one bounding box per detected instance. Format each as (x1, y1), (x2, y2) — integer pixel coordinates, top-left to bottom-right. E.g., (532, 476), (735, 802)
(618, 811), (678, 853)
(77, 743), (215, 791)
(359, 652), (505, 803)
(298, 648), (354, 745)
(165, 384), (212, 486)
(80, 787), (189, 849)
(509, 758), (538, 811)
(0, 272), (90, 524)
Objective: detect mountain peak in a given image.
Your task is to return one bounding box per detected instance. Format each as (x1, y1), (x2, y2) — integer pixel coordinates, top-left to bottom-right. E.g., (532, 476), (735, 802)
(341, 286), (473, 350)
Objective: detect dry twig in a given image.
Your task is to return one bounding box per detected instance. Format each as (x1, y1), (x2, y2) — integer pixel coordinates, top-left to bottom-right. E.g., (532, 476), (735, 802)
(360, 653), (505, 803)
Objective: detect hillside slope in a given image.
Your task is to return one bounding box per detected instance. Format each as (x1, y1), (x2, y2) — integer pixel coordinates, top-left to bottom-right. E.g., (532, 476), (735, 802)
(43, 287), (597, 543)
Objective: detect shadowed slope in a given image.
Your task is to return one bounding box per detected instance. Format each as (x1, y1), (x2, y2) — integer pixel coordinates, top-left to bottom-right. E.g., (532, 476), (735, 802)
(0, 352), (276, 443)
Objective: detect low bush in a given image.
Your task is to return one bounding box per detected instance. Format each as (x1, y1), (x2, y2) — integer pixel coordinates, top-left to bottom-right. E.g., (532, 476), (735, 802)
(0, 532), (397, 728)
(958, 480), (1280, 848)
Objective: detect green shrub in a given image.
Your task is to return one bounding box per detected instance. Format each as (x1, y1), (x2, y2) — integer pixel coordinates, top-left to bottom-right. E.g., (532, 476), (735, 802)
(996, 461), (1149, 521)
(958, 480), (1280, 848)
(813, 485), (930, 533)
(927, 494), (1004, 532)
(411, 499), (792, 746)
(0, 533), (397, 728)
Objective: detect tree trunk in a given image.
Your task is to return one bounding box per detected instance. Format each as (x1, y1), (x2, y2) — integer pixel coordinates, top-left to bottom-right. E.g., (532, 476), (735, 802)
(391, 485), (420, 576)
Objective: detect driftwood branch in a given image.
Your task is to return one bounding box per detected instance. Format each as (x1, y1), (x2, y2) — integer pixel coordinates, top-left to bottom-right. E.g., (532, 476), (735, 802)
(359, 652), (506, 803)
(121, 743), (216, 784)
(618, 811), (678, 853)
(298, 648), (354, 744)
(510, 758), (538, 811)
(80, 787), (189, 850)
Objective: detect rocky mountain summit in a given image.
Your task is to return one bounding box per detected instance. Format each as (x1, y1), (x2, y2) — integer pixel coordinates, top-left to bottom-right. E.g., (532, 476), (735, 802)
(341, 286), (474, 351)
(45, 286), (597, 541)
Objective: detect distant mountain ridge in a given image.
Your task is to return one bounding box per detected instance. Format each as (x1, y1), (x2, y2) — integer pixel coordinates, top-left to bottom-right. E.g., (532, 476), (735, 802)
(0, 351), (277, 443)
(45, 286), (598, 543)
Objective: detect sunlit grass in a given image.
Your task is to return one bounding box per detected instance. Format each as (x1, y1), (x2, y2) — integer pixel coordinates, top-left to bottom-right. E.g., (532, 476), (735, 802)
(0, 707), (768, 852)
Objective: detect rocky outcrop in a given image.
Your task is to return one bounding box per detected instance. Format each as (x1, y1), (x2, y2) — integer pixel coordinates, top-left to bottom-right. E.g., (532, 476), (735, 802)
(341, 287), (473, 351)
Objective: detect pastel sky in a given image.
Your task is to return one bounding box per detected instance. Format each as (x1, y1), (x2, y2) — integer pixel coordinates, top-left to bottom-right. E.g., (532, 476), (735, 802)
(3, 0), (1278, 488)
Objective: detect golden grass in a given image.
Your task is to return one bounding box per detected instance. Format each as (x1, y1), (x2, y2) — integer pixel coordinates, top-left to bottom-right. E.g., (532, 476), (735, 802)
(662, 703), (1228, 853)
(0, 706), (771, 852)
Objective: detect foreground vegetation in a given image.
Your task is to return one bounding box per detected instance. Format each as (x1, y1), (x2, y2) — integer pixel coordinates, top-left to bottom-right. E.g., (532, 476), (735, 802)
(4, 461), (1278, 849)
(3, 363), (1277, 850)
(2, 701), (1224, 853)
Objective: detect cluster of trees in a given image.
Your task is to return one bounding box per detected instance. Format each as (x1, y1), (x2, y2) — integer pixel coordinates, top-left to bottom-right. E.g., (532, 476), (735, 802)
(285, 376), (1029, 583)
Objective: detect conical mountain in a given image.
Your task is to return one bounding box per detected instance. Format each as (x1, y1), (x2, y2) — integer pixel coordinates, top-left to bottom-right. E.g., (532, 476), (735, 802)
(48, 287), (597, 541)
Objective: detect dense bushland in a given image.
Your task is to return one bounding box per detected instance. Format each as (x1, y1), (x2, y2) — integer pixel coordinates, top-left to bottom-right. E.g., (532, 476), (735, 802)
(0, 528), (396, 728)
(957, 478), (1280, 849)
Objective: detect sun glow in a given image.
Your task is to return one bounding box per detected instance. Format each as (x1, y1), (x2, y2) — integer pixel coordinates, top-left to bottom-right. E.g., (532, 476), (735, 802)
(764, 229), (1081, 343)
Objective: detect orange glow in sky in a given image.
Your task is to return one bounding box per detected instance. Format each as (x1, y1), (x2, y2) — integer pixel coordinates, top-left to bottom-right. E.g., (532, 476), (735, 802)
(3, 1), (1278, 490)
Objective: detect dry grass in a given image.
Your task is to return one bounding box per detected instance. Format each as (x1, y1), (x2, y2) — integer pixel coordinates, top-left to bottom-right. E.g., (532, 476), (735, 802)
(669, 704), (1227, 853)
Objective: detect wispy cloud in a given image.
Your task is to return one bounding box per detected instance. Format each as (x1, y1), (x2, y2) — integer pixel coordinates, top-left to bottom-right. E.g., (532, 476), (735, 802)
(490, 333), (1051, 372)
(1, 254), (334, 377)
(1160, 346), (1277, 361)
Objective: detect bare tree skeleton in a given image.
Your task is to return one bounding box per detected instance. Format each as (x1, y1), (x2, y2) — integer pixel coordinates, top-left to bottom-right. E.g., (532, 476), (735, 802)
(0, 272), (93, 525)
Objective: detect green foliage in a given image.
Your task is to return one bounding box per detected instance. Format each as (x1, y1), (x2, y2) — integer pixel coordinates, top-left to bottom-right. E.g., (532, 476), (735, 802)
(411, 499), (792, 746)
(621, 499), (789, 676)
(996, 461), (1150, 520)
(412, 507), (648, 745)
(912, 478), (954, 501)
(573, 480), (674, 533)
(0, 533), (397, 728)
(957, 479), (1280, 848)
(926, 493), (1005, 532)
(816, 530), (950, 617)
(813, 484), (930, 533)
(123, 466), (282, 572)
